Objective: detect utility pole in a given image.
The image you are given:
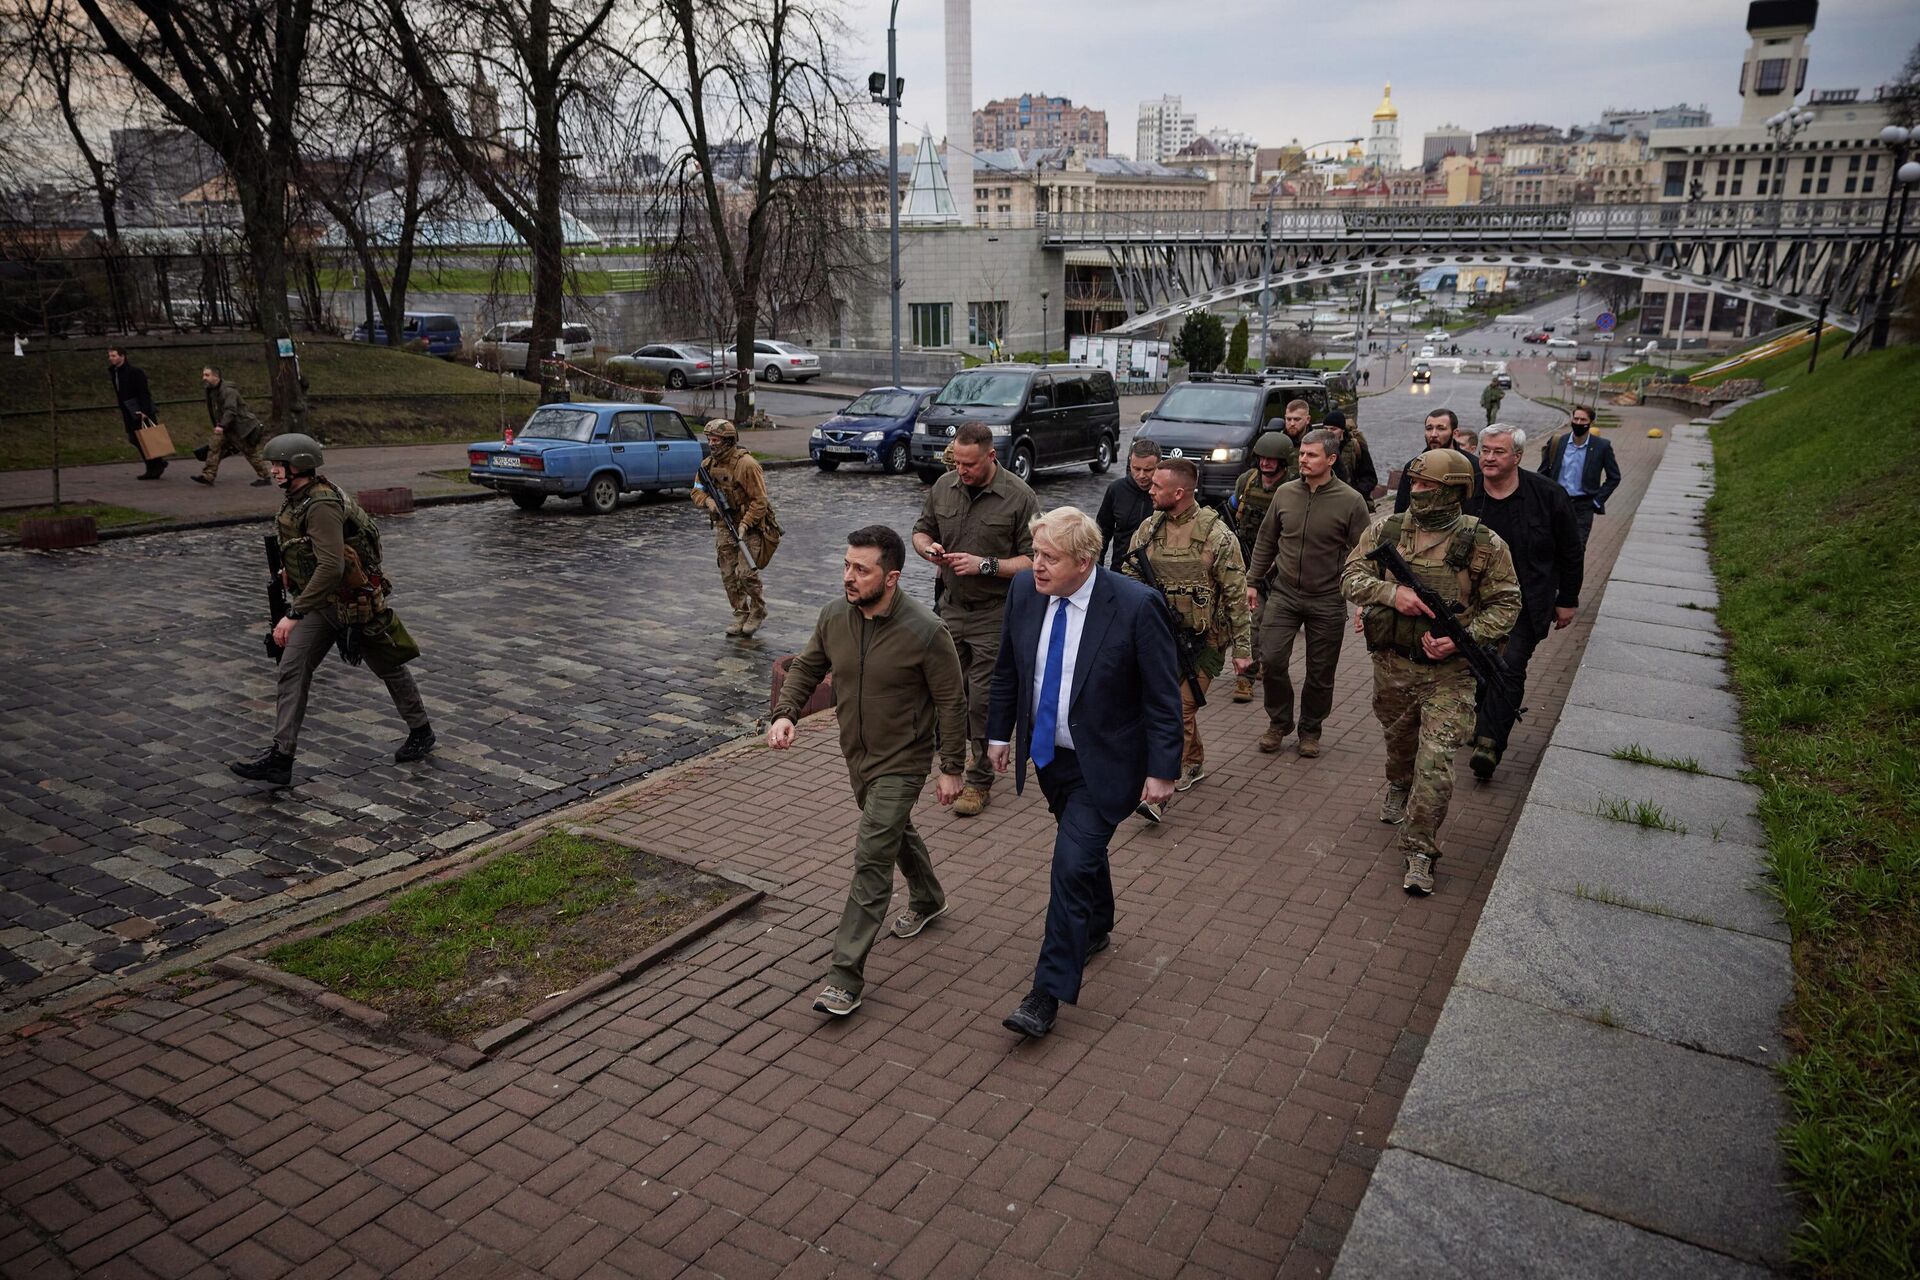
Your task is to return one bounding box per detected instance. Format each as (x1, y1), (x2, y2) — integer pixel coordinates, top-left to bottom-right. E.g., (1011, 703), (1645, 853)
(869, 12), (905, 387)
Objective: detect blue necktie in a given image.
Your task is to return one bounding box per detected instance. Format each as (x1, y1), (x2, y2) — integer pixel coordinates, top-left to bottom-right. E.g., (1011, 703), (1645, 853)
(1031, 598), (1069, 769)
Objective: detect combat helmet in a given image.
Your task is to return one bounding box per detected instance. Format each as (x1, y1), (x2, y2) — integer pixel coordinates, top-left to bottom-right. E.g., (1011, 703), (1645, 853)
(704, 418), (739, 442)
(1252, 432), (1290, 460)
(264, 433), (325, 472)
(1406, 447), (1476, 498)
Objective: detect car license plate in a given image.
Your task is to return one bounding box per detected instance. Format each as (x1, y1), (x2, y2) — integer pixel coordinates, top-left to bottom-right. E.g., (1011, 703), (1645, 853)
(827, 447), (864, 458)
(493, 456), (522, 469)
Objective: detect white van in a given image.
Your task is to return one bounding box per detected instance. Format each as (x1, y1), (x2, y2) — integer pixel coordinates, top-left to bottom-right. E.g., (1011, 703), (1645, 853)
(475, 321), (595, 372)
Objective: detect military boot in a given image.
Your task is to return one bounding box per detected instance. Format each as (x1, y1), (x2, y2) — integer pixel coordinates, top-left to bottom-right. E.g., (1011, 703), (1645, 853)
(725, 611), (749, 637)
(739, 601), (767, 638)
(1232, 676), (1254, 703)
(230, 749), (294, 786)
(1258, 726), (1291, 753)
(394, 725), (437, 763)
(1402, 851), (1435, 896)
(1469, 736), (1500, 781)
(1380, 783), (1410, 824)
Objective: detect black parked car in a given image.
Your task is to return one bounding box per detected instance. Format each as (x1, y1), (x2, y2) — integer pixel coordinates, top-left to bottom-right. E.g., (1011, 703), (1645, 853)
(911, 364), (1120, 484)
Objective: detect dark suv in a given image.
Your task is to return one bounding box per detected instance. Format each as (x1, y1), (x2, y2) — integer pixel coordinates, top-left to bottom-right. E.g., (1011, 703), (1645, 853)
(1136, 367), (1358, 502)
(912, 364), (1121, 484)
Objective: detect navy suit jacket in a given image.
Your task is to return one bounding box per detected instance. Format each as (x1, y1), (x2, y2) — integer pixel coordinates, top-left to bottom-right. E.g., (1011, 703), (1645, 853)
(987, 567), (1185, 827)
(1537, 430), (1623, 513)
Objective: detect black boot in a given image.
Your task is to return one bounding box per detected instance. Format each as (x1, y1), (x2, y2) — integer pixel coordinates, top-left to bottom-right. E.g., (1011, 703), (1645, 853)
(230, 749), (294, 786)
(193, 445), (210, 462)
(394, 725), (437, 763)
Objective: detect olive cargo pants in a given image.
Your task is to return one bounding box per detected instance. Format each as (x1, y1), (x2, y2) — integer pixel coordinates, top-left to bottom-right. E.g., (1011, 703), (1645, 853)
(826, 773), (945, 997)
(937, 601), (1004, 791)
(274, 610), (430, 756)
(1261, 582), (1350, 736)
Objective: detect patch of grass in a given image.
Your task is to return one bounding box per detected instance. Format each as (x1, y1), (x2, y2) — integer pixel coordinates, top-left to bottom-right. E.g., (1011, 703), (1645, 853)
(1573, 881), (1715, 927)
(1589, 793), (1688, 834)
(1610, 742), (1705, 774)
(268, 831), (735, 1041)
(0, 337), (539, 469)
(0, 502), (161, 534)
(1706, 346), (1920, 1274)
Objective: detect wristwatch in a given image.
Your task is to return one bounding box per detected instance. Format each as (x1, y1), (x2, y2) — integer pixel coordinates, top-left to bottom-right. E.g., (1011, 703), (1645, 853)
(286, 609), (303, 620)
(980, 557), (998, 577)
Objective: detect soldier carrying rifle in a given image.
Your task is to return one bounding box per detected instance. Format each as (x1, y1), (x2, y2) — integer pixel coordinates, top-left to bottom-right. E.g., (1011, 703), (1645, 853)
(230, 434), (435, 787)
(691, 419), (781, 638)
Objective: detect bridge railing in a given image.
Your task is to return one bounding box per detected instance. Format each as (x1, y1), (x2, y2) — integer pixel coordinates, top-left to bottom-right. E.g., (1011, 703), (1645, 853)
(1044, 198), (1903, 243)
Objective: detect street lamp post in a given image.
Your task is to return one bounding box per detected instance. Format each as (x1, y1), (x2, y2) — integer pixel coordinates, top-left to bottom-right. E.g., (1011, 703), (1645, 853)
(868, 10), (905, 387)
(1259, 137), (1360, 366)
(1764, 107), (1814, 225)
(1869, 126), (1917, 350)
(1040, 289), (1050, 364)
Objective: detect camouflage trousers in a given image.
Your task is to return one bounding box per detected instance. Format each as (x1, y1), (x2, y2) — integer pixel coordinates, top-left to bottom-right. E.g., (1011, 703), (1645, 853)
(1369, 651), (1476, 855)
(714, 527), (769, 620)
(202, 428), (272, 483)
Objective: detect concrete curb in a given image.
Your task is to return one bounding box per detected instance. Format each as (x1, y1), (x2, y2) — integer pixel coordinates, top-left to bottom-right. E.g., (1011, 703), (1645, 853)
(1333, 421), (1797, 1277)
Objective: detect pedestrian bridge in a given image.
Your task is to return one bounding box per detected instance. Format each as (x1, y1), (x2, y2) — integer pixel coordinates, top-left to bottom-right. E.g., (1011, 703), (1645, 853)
(1042, 199), (1913, 334)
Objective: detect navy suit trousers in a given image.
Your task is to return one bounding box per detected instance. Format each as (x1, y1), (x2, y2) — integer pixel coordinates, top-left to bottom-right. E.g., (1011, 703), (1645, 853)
(1033, 749), (1117, 1004)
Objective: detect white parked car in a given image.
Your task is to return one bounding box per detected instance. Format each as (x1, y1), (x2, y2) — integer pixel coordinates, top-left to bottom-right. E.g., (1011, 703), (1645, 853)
(1419, 345), (1437, 359)
(475, 320), (594, 373)
(1425, 328), (1449, 342)
(1545, 336), (1577, 349)
(719, 339), (822, 383)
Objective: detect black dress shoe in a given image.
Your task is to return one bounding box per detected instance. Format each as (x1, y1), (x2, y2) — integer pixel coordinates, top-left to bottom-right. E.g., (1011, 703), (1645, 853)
(230, 749), (294, 786)
(1002, 991), (1058, 1039)
(1087, 933), (1110, 957)
(394, 725), (437, 763)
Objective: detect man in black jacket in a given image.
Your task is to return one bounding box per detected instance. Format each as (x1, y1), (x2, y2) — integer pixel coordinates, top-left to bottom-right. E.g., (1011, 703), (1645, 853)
(1392, 408), (1480, 514)
(1465, 424), (1583, 779)
(1324, 408), (1379, 506)
(108, 347), (165, 479)
(1537, 405), (1622, 552)
(1095, 438), (1159, 569)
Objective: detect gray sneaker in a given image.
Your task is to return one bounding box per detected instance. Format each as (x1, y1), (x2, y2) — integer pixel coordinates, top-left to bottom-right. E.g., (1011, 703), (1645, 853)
(812, 985), (861, 1017)
(1175, 763), (1206, 792)
(1380, 783), (1410, 825)
(891, 903), (949, 939)
(1402, 853), (1435, 896)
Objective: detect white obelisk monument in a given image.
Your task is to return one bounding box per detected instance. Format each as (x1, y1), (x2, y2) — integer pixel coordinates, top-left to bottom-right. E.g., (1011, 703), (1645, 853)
(943, 0), (973, 226)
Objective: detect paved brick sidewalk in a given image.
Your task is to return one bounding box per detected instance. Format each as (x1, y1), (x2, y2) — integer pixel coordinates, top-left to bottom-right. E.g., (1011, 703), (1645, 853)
(0, 410), (1680, 1277)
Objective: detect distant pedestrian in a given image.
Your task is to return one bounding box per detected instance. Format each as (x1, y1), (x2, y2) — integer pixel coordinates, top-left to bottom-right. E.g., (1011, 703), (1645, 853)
(1537, 405), (1622, 552)
(193, 367), (273, 487)
(1478, 374), (1505, 427)
(1465, 425), (1583, 779)
(1095, 438), (1159, 570)
(769, 524), (968, 1019)
(1362, 369), (1371, 387)
(108, 347), (165, 480)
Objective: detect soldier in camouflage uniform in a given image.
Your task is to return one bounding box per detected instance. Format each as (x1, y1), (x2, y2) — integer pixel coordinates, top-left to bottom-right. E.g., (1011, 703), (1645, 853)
(230, 434), (434, 787)
(1342, 449), (1521, 895)
(1226, 431), (1293, 702)
(692, 419), (781, 637)
(192, 366), (273, 487)
(1123, 456), (1252, 814)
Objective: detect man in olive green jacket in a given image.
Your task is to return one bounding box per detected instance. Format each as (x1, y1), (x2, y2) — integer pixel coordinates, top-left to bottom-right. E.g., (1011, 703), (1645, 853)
(769, 524), (969, 1018)
(193, 366), (273, 486)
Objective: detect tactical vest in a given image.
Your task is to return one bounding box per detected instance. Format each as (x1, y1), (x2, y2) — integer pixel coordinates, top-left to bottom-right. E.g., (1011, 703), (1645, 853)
(1231, 469), (1283, 548)
(707, 447), (784, 550)
(1139, 507), (1228, 648)
(278, 477), (387, 624)
(1361, 512), (1499, 657)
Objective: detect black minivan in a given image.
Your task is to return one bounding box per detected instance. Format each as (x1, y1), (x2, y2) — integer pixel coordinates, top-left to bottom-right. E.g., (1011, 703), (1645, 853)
(912, 363), (1121, 484)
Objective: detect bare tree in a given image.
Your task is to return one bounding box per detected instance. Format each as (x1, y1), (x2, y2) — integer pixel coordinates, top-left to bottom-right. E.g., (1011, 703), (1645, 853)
(73, 0), (314, 428)
(383, 0), (631, 382)
(632, 0), (868, 424)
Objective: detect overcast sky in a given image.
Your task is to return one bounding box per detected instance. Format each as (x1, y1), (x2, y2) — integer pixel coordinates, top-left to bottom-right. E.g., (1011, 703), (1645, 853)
(839, 0), (1918, 159)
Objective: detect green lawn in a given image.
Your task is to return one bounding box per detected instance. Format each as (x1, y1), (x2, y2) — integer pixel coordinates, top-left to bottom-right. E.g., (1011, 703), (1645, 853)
(1706, 347), (1920, 1275)
(0, 336), (538, 470)
(0, 502), (160, 535)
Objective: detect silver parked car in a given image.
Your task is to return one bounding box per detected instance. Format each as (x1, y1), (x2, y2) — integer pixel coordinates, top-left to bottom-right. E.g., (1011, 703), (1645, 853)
(721, 339), (822, 383)
(605, 342), (723, 389)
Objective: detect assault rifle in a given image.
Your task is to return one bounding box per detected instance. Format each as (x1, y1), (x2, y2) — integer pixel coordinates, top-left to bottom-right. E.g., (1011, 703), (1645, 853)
(1125, 544), (1208, 709)
(1365, 540), (1525, 727)
(263, 536), (288, 662)
(696, 460), (759, 572)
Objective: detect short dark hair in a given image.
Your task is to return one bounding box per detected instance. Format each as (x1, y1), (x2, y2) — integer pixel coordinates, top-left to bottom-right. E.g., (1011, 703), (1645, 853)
(1285, 398), (1311, 415)
(1425, 407), (1459, 430)
(1453, 426), (1479, 447)
(1156, 457), (1199, 489)
(203, 365), (221, 379)
(847, 524), (905, 574)
(1569, 404), (1594, 423)
(107, 345), (127, 358)
(1129, 438), (1162, 459)
(954, 422), (995, 448)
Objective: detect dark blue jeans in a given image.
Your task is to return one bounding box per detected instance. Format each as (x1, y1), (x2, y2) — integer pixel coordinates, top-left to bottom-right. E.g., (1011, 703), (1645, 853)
(1033, 749), (1118, 1004)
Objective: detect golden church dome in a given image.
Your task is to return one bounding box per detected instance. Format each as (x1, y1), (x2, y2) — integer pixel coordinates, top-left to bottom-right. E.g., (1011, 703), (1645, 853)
(1372, 83), (1398, 121)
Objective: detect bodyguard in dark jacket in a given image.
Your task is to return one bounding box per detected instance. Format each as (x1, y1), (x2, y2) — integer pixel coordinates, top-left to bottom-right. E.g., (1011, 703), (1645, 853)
(1537, 404), (1622, 550)
(1465, 424), (1584, 778)
(1095, 439), (1159, 568)
(108, 347), (165, 479)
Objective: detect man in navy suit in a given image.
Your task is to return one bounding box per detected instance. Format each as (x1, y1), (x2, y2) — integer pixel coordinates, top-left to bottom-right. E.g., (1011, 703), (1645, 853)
(1537, 405), (1622, 552)
(986, 507), (1184, 1038)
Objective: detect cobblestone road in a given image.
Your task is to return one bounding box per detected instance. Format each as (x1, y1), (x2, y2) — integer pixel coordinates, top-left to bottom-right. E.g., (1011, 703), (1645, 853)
(0, 381), (1567, 1008)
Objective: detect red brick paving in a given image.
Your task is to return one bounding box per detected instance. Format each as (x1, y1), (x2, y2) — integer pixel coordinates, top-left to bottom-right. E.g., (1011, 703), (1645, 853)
(0, 408), (1679, 1276)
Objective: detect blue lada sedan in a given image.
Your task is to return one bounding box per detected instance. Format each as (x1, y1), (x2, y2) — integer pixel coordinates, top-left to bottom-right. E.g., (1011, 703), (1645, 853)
(468, 402), (706, 514)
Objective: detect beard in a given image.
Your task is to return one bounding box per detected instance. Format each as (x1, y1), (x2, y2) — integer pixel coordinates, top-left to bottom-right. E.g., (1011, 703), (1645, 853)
(847, 578), (887, 608)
